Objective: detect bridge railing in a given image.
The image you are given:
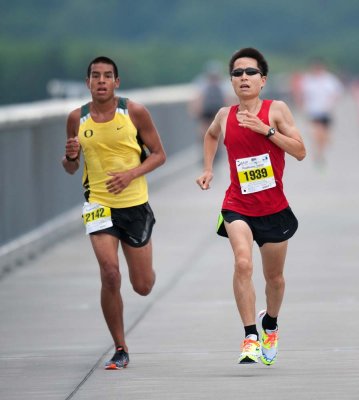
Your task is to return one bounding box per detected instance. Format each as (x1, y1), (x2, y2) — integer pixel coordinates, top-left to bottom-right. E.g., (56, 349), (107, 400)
(0, 84), (199, 274)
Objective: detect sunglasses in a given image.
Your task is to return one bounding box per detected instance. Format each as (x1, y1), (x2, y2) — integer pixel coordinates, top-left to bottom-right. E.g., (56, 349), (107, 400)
(231, 68), (263, 77)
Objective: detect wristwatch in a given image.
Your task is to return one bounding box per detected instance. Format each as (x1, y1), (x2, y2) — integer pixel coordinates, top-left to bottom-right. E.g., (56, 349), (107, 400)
(266, 127), (275, 138)
(65, 154), (79, 162)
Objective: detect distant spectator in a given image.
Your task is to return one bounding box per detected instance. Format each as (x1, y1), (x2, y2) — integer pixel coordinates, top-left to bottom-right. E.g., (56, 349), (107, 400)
(190, 61), (232, 162)
(350, 78), (359, 125)
(293, 59), (343, 167)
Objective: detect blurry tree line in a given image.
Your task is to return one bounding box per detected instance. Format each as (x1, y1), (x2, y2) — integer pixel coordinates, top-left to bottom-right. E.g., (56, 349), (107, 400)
(0, 0), (358, 105)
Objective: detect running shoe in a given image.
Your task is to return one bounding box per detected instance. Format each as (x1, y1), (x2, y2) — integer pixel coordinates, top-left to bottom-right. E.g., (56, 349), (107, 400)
(258, 309), (279, 366)
(238, 334), (261, 364)
(105, 346), (129, 370)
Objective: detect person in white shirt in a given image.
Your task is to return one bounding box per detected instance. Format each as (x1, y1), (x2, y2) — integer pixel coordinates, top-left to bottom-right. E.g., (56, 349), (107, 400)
(296, 60), (343, 166)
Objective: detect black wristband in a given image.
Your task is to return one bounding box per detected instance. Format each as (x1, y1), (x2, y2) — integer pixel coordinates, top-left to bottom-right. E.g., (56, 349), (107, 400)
(65, 154), (79, 162)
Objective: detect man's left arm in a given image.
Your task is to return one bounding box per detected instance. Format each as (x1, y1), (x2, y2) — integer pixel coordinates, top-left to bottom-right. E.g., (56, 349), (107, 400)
(106, 101), (166, 194)
(237, 101), (306, 161)
(269, 100), (306, 161)
(128, 101), (167, 177)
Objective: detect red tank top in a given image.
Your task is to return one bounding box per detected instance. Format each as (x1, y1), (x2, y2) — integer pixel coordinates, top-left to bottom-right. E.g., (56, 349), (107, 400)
(222, 99), (289, 216)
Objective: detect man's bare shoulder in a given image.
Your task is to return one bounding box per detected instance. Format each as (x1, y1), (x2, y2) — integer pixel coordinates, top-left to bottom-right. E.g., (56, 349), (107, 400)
(270, 99), (290, 112)
(218, 105), (232, 117)
(215, 105), (232, 123)
(68, 107), (81, 121)
(126, 98), (147, 115)
(67, 107), (81, 137)
(126, 98), (155, 132)
(209, 106), (232, 137)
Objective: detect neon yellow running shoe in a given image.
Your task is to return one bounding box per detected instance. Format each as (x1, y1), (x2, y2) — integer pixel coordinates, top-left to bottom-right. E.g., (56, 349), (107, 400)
(238, 335), (261, 364)
(258, 310), (279, 366)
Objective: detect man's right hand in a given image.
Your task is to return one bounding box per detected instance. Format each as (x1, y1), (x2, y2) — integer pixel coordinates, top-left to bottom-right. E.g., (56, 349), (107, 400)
(196, 171), (213, 190)
(65, 137), (80, 160)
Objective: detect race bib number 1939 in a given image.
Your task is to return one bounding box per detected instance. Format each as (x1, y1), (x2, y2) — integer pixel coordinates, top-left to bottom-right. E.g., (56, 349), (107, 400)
(82, 202), (113, 234)
(236, 153), (276, 194)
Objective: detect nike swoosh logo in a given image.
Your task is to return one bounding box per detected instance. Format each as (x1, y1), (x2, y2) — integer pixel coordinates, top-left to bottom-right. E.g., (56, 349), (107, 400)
(283, 229), (289, 234)
(117, 126), (124, 131)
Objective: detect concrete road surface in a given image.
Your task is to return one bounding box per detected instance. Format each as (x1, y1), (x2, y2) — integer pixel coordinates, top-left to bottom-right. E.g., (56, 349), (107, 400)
(0, 94), (358, 399)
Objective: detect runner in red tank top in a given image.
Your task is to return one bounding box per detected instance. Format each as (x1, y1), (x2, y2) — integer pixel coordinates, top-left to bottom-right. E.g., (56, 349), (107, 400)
(196, 47), (306, 366)
(223, 99), (288, 216)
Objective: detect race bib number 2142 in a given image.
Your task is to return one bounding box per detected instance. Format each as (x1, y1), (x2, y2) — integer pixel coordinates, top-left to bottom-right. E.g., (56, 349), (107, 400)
(82, 202), (113, 234)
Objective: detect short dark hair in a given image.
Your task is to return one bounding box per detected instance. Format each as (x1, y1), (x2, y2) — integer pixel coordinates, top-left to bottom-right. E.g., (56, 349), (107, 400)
(87, 56), (119, 79)
(229, 47), (268, 77)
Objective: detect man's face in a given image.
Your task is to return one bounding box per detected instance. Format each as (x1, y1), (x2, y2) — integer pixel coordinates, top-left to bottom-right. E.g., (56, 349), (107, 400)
(86, 62), (120, 100)
(231, 57), (266, 99)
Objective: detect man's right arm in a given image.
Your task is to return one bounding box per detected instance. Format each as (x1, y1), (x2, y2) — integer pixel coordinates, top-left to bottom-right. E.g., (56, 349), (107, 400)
(62, 109), (81, 175)
(196, 107), (226, 190)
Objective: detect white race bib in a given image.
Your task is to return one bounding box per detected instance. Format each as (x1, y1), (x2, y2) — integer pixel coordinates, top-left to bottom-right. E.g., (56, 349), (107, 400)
(82, 202), (113, 234)
(236, 153), (276, 194)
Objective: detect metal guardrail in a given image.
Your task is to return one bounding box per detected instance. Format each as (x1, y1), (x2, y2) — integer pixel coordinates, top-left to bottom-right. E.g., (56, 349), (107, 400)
(0, 84), (199, 274)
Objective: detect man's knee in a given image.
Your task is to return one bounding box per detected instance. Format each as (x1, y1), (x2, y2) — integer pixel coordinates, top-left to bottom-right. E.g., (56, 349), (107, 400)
(234, 256), (252, 278)
(132, 272), (156, 296)
(266, 273), (285, 289)
(133, 281), (153, 296)
(100, 262), (121, 291)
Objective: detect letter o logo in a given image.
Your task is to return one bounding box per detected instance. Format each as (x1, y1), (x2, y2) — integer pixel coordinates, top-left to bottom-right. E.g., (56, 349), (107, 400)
(84, 130), (93, 138)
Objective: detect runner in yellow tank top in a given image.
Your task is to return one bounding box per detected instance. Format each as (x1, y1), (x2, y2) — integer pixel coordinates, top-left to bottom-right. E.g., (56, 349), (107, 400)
(79, 97), (148, 208)
(62, 56), (166, 370)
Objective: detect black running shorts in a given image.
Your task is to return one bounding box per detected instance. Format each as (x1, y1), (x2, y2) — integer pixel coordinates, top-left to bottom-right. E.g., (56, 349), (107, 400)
(91, 202), (155, 248)
(217, 206), (298, 247)
(310, 113), (332, 127)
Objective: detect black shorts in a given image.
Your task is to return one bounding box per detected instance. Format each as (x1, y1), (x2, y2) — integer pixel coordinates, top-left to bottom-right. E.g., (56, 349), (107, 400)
(90, 202), (155, 248)
(217, 207), (298, 247)
(310, 114), (332, 127)
(200, 111), (217, 122)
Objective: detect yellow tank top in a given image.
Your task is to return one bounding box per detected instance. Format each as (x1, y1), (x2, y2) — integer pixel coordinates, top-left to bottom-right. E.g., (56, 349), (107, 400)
(78, 98), (148, 208)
